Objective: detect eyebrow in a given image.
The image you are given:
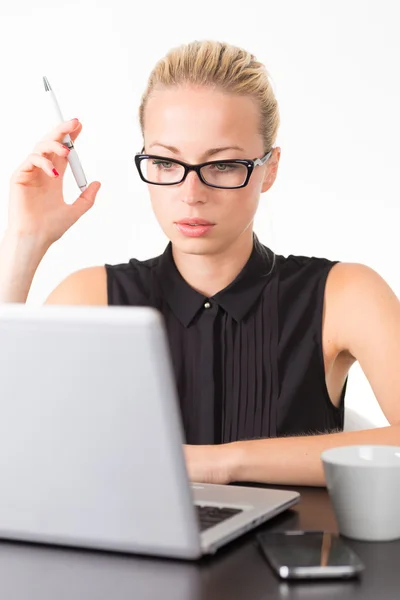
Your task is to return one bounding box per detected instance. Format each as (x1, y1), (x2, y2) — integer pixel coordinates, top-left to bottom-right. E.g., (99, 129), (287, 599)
(148, 142), (245, 159)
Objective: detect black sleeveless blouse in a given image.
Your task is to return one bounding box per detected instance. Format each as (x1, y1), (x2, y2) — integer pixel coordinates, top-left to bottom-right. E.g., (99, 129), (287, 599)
(105, 234), (346, 444)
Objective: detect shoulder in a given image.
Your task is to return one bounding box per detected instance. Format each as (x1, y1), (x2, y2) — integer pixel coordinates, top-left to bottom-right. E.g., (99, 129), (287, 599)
(45, 266), (107, 305)
(44, 252), (164, 307)
(274, 251), (391, 298)
(104, 253), (164, 306)
(105, 253), (163, 284)
(274, 251), (336, 279)
(105, 254), (162, 277)
(324, 261), (400, 356)
(324, 261), (397, 314)
(272, 250), (338, 310)
(325, 261), (390, 293)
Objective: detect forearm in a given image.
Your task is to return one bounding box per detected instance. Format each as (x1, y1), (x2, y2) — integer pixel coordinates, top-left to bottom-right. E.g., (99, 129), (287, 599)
(230, 424), (400, 487)
(0, 231), (49, 303)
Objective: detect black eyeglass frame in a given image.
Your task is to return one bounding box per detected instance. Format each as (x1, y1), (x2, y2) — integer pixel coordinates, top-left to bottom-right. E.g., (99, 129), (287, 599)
(134, 149), (273, 189)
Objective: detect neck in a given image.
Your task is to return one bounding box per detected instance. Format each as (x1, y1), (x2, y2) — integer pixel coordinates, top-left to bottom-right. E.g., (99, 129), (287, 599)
(171, 229), (255, 297)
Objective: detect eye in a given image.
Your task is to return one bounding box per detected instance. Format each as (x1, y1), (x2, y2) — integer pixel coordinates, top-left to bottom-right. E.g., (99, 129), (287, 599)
(212, 163), (237, 171)
(152, 160), (175, 169)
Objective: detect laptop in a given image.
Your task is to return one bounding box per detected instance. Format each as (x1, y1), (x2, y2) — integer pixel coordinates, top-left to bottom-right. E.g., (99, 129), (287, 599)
(0, 303), (299, 559)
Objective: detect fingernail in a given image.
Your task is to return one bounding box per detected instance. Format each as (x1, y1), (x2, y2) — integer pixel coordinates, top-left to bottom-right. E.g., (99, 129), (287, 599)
(52, 168), (60, 177)
(62, 145), (70, 152)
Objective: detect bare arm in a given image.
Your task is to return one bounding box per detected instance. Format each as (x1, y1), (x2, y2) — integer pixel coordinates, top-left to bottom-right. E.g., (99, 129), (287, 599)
(0, 229), (107, 306)
(0, 231), (49, 303)
(185, 263), (400, 486)
(44, 266), (108, 305)
(0, 118), (101, 304)
(229, 424), (400, 486)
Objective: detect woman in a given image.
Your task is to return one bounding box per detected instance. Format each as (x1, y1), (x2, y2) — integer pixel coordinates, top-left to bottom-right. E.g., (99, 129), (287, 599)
(1, 40), (399, 486)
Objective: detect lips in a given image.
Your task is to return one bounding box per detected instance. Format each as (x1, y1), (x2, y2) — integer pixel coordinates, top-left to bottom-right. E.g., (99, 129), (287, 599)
(174, 221), (215, 238)
(175, 218), (214, 226)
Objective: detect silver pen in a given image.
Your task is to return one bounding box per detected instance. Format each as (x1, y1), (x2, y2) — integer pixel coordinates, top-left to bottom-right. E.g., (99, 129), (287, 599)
(43, 76), (88, 192)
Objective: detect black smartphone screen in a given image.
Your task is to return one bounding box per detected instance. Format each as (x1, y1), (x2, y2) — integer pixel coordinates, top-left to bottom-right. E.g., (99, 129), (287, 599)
(257, 531), (364, 579)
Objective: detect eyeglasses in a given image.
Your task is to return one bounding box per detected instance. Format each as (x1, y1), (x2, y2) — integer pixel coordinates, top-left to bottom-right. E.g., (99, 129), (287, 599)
(134, 149), (273, 189)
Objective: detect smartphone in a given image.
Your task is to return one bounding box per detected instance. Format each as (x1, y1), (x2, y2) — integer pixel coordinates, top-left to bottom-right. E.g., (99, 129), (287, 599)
(257, 530), (365, 580)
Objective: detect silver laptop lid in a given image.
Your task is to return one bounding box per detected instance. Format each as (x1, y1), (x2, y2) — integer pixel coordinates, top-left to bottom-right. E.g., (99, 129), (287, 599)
(0, 304), (201, 558)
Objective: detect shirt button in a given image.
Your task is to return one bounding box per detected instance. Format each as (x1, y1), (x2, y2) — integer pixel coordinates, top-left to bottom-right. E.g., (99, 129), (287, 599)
(204, 301), (211, 309)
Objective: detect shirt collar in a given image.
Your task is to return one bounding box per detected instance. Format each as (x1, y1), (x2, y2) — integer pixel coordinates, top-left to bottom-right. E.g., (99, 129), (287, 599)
(157, 234), (275, 328)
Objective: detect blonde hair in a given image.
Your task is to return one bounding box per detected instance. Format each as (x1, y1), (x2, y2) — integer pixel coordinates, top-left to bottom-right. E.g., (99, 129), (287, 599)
(139, 40), (280, 153)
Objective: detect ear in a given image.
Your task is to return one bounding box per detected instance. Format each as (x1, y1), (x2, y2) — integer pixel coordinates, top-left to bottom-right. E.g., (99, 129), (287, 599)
(261, 147), (281, 193)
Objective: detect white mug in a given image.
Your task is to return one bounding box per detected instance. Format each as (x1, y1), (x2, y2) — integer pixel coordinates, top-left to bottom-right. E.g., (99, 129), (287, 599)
(321, 445), (400, 542)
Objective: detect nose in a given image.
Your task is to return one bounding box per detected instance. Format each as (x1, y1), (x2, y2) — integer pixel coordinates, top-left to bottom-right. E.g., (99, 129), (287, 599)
(180, 170), (209, 205)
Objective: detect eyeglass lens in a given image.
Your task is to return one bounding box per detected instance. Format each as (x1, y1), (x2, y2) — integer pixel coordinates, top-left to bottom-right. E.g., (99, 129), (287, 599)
(140, 158), (248, 188)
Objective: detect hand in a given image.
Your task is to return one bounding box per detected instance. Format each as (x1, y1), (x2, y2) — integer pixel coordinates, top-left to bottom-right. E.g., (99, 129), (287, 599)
(184, 444), (238, 485)
(8, 118), (101, 248)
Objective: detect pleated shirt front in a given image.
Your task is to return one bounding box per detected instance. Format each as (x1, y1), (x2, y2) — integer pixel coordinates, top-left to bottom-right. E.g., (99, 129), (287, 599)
(105, 235), (346, 444)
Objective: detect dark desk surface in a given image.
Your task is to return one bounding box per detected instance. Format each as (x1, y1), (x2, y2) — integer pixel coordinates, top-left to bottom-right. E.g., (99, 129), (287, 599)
(0, 485), (398, 600)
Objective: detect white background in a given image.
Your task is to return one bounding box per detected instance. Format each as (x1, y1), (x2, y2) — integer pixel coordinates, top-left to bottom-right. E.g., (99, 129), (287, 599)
(0, 0), (398, 427)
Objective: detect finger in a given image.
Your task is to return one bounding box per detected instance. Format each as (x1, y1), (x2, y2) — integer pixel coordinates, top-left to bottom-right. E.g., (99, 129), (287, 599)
(37, 122), (82, 174)
(68, 181), (101, 222)
(12, 153), (59, 183)
(56, 121), (82, 151)
(33, 139), (71, 158)
(42, 118), (81, 144)
(68, 120), (82, 143)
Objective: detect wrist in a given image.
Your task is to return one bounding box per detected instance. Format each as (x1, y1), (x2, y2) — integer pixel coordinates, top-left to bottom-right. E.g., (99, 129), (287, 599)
(224, 441), (248, 483)
(3, 228), (51, 257)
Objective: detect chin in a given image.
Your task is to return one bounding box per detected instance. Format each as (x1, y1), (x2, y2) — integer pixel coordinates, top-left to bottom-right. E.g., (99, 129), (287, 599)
(173, 239), (214, 255)
(171, 233), (230, 257)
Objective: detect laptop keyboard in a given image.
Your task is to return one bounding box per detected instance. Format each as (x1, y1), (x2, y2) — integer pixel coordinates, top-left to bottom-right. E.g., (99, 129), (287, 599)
(196, 505), (243, 532)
